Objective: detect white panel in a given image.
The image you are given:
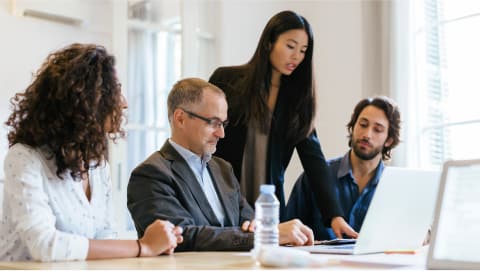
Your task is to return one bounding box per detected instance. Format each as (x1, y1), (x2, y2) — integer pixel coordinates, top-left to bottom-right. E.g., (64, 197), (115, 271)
(0, 0), (113, 179)
(12, 0), (86, 25)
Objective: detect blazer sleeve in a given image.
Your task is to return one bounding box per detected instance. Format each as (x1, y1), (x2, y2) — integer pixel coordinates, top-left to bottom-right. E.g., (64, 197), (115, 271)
(127, 162), (254, 251)
(295, 130), (344, 225)
(220, 159), (253, 225)
(238, 192), (254, 225)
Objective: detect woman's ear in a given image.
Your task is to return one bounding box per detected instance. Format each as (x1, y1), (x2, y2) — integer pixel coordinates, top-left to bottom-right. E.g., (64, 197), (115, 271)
(265, 41), (272, 52)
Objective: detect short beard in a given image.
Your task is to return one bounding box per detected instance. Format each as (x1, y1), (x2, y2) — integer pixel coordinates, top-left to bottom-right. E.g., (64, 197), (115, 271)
(352, 143), (383, 161)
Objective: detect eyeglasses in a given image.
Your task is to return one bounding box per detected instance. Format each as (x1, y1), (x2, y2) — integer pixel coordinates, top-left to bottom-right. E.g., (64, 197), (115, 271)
(181, 108), (229, 129)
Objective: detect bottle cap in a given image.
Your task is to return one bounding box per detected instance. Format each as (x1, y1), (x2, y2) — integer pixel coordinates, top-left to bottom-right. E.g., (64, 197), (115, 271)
(259, 184), (275, 194)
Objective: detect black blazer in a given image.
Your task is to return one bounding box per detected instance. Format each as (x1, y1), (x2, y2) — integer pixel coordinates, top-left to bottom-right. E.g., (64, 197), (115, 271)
(209, 65), (343, 222)
(127, 140), (254, 251)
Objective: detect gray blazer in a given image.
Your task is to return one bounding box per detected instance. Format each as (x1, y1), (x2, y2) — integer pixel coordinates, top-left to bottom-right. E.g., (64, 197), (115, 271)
(127, 140), (255, 251)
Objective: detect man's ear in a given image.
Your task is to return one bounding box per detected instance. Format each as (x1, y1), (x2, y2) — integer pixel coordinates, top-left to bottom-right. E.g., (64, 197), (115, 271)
(384, 137), (394, 147)
(172, 108), (186, 128)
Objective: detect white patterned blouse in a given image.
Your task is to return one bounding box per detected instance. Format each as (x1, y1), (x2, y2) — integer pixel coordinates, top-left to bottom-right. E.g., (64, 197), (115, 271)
(0, 144), (117, 262)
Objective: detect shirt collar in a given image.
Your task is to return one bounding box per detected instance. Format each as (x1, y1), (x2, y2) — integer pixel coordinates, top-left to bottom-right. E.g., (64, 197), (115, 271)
(168, 138), (212, 164)
(337, 151), (353, 179)
(337, 150), (385, 186)
(371, 159), (385, 186)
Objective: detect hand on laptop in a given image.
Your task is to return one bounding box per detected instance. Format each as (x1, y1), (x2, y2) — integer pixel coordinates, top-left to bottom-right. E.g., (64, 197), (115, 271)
(331, 216), (358, 239)
(278, 219), (314, 246)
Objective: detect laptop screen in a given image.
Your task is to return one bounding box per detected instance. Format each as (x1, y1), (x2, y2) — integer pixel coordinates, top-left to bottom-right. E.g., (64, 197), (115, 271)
(427, 159), (480, 269)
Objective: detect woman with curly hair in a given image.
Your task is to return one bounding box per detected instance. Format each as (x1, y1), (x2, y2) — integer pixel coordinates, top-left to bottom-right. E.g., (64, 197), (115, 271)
(0, 43), (182, 262)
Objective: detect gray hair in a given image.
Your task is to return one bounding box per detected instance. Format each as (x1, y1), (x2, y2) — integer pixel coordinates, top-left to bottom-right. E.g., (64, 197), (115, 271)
(167, 77), (225, 121)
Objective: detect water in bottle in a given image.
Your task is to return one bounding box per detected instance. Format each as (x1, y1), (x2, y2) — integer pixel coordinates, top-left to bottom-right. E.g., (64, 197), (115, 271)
(254, 184), (279, 257)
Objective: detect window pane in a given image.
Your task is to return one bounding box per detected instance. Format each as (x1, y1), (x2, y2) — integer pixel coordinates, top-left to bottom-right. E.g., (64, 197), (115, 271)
(412, 0), (480, 168)
(156, 31), (181, 127)
(421, 122), (480, 168)
(441, 0), (480, 21)
(126, 130), (168, 174)
(128, 0), (180, 24)
(127, 29), (159, 126)
(445, 122), (480, 160)
(442, 15), (480, 122)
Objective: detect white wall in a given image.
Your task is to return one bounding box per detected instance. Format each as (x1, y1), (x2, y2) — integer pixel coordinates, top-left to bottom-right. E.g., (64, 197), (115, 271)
(214, 0), (388, 198)
(0, 0), (113, 179)
(0, 0), (389, 200)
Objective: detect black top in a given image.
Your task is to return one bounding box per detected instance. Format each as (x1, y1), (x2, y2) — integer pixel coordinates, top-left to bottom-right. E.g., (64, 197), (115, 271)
(209, 65), (343, 222)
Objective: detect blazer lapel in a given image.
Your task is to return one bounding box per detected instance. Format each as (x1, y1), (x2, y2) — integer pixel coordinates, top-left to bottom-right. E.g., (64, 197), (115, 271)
(207, 160), (237, 226)
(160, 141), (222, 226)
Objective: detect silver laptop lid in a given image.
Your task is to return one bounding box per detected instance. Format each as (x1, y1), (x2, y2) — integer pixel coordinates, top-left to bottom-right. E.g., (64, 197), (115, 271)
(295, 167), (440, 255)
(427, 159), (480, 270)
(354, 167), (441, 254)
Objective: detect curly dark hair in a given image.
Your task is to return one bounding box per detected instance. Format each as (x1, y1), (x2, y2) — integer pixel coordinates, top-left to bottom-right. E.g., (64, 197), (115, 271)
(5, 43), (125, 180)
(347, 96), (401, 161)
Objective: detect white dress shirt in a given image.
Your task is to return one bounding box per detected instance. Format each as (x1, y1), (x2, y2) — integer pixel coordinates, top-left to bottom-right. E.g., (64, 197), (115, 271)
(169, 139), (225, 226)
(0, 144), (117, 262)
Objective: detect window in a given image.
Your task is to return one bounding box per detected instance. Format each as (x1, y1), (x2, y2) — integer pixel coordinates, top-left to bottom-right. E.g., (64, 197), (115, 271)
(126, 1), (181, 178)
(407, 0), (480, 168)
(109, 0), (218, 234)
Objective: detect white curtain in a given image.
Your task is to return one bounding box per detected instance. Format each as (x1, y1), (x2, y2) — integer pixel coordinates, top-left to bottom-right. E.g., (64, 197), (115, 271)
(127, 29), (159, 172)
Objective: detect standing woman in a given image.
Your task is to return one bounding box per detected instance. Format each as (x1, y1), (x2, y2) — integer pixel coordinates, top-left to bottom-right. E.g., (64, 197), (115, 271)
(209, 10), (357, 238)
(1, 43), (182, 261)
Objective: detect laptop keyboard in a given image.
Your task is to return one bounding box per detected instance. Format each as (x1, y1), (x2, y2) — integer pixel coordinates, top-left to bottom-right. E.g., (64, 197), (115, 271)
(324, 244), (355, 250)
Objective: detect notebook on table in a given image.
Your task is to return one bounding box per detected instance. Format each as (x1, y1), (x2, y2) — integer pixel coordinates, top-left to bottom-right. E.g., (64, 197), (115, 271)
(294, 167), (441, 255)
(426, 159), (480, 270)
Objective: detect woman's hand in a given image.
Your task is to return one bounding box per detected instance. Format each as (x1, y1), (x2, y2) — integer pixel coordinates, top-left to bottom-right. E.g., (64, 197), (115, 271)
(331, 216), (358, 239)
(139, 219), (183, 256)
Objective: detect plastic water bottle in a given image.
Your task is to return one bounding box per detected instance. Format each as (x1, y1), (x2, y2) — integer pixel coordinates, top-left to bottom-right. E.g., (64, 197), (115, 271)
(254, 184), (279, 257)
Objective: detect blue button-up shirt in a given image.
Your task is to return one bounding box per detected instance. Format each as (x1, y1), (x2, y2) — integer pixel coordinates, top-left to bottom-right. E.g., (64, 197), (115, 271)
(169, 139), (225, 226)
(335, 153), (384, 233)
(286, 151), (385, 240)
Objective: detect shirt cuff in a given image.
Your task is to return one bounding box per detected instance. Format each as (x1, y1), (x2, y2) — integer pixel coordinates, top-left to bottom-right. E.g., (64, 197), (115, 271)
(69, 236), (89, 261)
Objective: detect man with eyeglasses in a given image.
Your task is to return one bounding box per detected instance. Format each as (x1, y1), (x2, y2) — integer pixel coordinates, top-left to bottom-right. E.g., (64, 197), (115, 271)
(127, 77), (314, 251)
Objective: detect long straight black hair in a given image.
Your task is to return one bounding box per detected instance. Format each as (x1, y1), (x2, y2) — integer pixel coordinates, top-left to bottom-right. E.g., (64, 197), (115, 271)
(234, 10), (316, 144)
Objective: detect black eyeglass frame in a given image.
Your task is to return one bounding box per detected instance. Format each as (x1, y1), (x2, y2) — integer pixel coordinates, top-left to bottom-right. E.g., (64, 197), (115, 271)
(180, 108), (229, 129)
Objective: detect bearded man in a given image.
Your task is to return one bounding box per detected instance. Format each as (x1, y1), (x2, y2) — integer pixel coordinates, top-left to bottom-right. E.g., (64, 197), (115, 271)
(286, 96), (401, 240)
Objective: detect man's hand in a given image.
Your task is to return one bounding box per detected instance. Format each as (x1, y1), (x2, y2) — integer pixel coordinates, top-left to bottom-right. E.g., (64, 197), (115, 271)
(241, 220), (256, 232)
(331, 216), (358, 239)
(278, 219), (314, 246)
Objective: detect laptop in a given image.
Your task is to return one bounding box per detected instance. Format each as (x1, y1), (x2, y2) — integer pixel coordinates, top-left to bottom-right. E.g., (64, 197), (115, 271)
(294, 167), (440, 254)
(426, 159), (480, 270)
